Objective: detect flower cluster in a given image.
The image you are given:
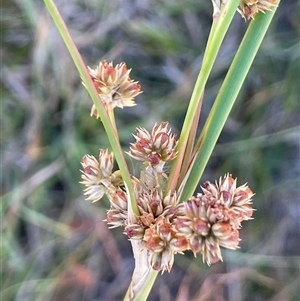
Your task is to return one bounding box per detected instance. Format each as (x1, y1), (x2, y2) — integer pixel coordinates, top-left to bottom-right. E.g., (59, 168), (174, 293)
(174, 175), (254, 265)
(125, 173), (254, 271)
(80, 149), (115, 202)
(238, 0), (277, 20)
(80, 122), (254, 273)
(128, 122), (177, 174)
(87, 60), (142, 117)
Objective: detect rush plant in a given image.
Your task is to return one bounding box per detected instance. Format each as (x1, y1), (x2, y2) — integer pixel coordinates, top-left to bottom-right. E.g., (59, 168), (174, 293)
(44, 0), (280, 300)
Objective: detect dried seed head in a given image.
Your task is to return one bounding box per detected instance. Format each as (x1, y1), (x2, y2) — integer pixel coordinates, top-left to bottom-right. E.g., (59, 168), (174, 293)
(149, 249), (176, 273)
(128, 122), (177, 173)
(136, 188), (179, 226)
(108, 189), (127, 211)
(176, 174), (254, 265)
(125, 180), (183, 272)
(105, 209), (127, 228)
(125, 224), (145, 240)
(238, 0), (278, 20)
(144, 217), (188, 272)
(80, 149), (115, 202)
(138, 188), (164, 218)
(98, 149), (114, 177)
(87, 60), (142, 116)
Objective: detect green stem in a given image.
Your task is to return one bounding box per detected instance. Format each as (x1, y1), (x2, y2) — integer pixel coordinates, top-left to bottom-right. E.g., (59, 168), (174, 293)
(123, 270), (158, 301)
(180, 3), (281, 202)
(177, 92), (203, 187)
(43, 0), (139, 215)
(167, 0), (240, 192)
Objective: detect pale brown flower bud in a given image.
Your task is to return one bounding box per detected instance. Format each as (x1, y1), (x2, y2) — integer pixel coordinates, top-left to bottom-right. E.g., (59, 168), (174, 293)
(140, 212), (155, 228)
(174, 216), (193, 235)
(189, 235), (204, 254)
(108, 189), (127, 211)
(149, 250), (175, 273)
(160, 249), (175, 273)
(176, 174), (254, 265)
(150, 251), (164, 271)
(128, 122), (177, 173)
(202, 236), (223, 265)
(138, 188), (164, 218)
(125, 224), (145, 240)
(203, 174), (254, 223)
(98, 149), (114, 177)
(142, 217), (189, 272)
(211, 221), (232, 238)
(192, 218), (211, 236)
(87, 60), (142, 115)
(145, 228), (165, 253)
(218, 229), (240, 250)
(80, 149), (115, 202)
(162, 191), (178, 208)
(169, 235), (189, 253)
(238, 0), (278, 20)
(105, 209), (126, 228)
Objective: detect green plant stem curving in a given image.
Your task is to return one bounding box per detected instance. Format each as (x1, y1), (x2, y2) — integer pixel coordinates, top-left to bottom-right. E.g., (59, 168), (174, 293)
(167, 0), (241, 193)
(123, 270), (158, 301)
(43, 0), (139, 215)
(180, 2), (281, 202)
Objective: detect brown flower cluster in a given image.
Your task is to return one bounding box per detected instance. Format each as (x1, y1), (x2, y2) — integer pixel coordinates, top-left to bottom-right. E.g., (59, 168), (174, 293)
(125, 173), (254, 271)
(80, 149), (114, 202)
(86, 60), (142, 117)
(174, 175), (254, 265)
(128, 122), (177, 174)
(238, 0), (278, 20)
(80, 123), (254, 273)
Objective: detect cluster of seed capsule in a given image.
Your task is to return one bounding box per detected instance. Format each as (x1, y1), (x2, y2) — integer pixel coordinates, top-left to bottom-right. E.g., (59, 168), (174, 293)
(81, 61), (254, 272)
(81, 124), (254, 272)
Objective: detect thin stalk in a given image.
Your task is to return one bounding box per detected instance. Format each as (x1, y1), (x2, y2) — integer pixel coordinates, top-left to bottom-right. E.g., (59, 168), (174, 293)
(43, 0), (139, 215)
(167, 0), (240, 192)
(180, 4), (281, 202)
(123, 270), (158, 301)
(177, 92), (203, 187)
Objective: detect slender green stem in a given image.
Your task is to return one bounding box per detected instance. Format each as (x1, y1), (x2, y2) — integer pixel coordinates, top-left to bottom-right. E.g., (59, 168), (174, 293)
(180, 3), (281, 202)
(123, 270), (158, 301)
(167, 0), (240, 192)
(43, 0), (139, 215)
(177, 92), (203, 187)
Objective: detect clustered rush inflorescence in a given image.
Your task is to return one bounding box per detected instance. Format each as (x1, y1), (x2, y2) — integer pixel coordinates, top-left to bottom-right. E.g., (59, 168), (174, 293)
(86, 60), (142, 117)
(128, 122), (177, 174)
(80, 61), (255, 273)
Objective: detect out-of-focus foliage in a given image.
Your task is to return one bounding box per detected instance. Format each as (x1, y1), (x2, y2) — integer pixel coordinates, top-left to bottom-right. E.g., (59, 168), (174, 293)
(2, 0), (299, 300)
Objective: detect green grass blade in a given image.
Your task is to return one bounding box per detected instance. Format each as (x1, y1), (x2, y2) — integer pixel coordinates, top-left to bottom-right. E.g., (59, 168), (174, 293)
(43, 0), (138, 215)
(180, 3), (281, 202)
(167, 0), (240, 192)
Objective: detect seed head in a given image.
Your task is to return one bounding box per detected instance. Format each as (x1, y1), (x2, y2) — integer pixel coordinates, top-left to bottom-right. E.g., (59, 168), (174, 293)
(175, 174), (254, 265)
(238, 0), (278, 20)
(144, 217), (189, 272)
(128, 122), (177, 173)
(80, 149), (115, 202)
(105, 209), (127, 228)
(87, 60), (142, 116)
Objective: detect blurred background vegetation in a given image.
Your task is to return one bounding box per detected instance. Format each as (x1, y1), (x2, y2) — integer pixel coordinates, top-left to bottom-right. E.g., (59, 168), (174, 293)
(1, 0), (299, 300)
